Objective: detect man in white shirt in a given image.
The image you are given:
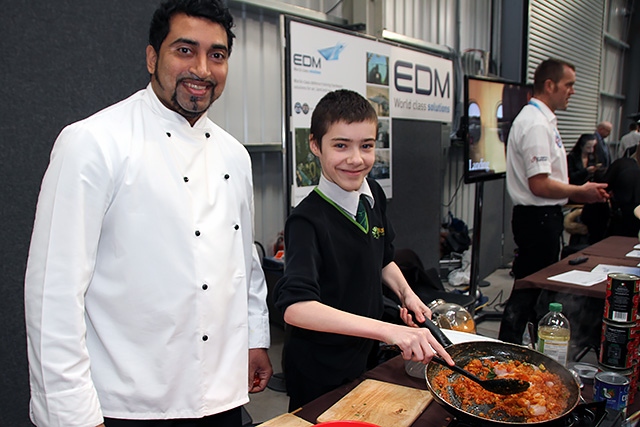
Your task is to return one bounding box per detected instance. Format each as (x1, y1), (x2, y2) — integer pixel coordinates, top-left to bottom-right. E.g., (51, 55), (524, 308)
(498, 58), (609, 345)
(24, 1), (272, 426)
(618, 122), (640, 158)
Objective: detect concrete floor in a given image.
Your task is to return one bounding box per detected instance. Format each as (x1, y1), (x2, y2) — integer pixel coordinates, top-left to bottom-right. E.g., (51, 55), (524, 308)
(244, 267), (599, 424)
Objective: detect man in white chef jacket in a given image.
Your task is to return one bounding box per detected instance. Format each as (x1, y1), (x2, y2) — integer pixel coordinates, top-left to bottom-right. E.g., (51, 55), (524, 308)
(24, 1), (272, 426)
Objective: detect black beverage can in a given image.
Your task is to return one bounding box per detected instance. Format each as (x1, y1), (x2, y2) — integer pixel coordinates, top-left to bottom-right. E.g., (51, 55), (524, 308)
(599, 319), (639, 369)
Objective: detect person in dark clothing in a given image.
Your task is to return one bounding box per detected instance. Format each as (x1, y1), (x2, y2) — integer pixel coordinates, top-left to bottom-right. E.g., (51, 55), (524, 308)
(273, 90), (453, 411)
(567, 133), (599, 186)
(604, 157), (640, 237)
(581, 157), (640, 242)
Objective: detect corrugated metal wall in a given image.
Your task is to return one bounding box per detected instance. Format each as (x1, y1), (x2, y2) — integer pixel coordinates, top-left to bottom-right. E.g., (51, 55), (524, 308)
(527, 0), (634, 155)
(383, 0), (492, 52)
(527, 0), (604, 146)
(600, 0), (635, 154)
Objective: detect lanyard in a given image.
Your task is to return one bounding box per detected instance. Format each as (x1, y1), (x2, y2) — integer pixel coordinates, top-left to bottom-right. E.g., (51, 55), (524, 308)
(529, 100), (563, 148)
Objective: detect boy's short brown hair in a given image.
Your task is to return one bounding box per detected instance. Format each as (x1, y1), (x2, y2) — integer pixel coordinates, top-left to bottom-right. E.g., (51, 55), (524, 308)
(310, 89), (378, 151)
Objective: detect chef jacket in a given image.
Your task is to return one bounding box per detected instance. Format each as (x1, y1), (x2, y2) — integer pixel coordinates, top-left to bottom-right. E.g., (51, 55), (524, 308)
(506, 97), (569, 206)
(25, 84), (270, 426)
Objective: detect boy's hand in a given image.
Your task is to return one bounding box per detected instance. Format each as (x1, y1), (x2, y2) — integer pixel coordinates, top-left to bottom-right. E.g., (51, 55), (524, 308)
(385, 322), (455, 366)
(398, 293), (431, 327)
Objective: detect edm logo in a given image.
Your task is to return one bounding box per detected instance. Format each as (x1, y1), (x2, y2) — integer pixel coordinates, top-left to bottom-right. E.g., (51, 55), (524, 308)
(293, 53), (322, 69)
(292, 43), (345, 69)
(394, 60), (450, 98)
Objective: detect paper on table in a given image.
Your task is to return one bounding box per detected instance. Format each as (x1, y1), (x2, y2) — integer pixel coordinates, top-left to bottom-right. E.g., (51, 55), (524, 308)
(634, 243), (640, 250)
(547, 270), (607, 287)
(591, 264), (640, 277)
(626, 250), (640, 258)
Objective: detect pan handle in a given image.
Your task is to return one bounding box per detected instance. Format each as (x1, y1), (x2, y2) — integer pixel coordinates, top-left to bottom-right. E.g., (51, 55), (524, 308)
(409, 310), (454, 348)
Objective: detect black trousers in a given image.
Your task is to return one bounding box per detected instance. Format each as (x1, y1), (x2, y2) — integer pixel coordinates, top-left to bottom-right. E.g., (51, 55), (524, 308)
(498, 205), (564, 344)
(103, 407), (242, 427)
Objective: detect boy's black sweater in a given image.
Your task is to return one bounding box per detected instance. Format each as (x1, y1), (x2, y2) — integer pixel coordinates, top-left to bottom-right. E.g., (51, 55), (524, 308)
(274, 178), (395, 387)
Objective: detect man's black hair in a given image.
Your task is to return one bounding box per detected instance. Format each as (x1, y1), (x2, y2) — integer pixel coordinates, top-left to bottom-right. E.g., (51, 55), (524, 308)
(310, 89), (378, 150)
(149, 0), (235, 54)
(533, 58), (575, 95)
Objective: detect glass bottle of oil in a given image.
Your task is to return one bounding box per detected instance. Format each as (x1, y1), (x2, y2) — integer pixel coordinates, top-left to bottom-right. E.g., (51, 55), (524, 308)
(537, 302), (570, 366)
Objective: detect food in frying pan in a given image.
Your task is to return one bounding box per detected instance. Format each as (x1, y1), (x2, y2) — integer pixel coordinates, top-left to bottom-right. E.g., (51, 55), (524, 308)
(431, 358), (572, 422)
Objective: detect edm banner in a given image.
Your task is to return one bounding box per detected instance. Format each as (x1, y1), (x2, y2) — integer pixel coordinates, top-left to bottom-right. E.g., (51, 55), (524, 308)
(288, 19), (453, 206)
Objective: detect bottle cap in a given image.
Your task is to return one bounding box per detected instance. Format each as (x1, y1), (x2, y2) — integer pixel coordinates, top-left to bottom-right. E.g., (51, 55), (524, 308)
(549, 302), (563, 312)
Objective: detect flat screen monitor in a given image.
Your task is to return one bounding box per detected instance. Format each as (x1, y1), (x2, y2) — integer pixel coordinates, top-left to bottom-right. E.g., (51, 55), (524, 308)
(463, 75), (533, 184)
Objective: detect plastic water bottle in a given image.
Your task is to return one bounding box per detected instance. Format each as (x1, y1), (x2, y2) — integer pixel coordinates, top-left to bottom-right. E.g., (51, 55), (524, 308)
(537, 302), (571, 366)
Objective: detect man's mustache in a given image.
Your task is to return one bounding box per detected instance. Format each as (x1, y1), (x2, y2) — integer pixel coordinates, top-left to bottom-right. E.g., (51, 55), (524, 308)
(178, 73), (216, 87)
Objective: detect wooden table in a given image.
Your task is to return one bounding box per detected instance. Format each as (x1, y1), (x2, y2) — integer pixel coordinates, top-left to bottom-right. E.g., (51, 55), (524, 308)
(512, 236), (640, 355)
(514, 236), (639, 298)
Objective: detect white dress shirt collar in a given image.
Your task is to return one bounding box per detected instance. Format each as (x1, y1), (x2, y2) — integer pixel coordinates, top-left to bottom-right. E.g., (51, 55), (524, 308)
(529, 97), (557, 127)
(317, 174), (374, 217)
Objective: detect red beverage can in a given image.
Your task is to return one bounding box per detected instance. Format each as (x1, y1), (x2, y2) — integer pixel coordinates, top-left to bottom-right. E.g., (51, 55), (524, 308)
(604, 273), (640, 323)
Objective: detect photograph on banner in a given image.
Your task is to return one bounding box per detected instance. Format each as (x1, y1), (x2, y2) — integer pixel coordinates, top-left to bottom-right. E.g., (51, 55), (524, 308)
(366, 52), (389, 86)
(366, 85), (390, 117)
(294, 128), (320, 187)
(370, 150), (391, 180)
(376, 119), (390, 149)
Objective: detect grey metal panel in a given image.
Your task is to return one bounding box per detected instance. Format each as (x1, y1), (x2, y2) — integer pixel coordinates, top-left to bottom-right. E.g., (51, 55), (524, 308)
(209, 6), (283, 145)
(605, 0), (632, 40)
(602, 43), (625, 95)
(527, 0), (604, 144)
(381, 0), (491, 52)
(387, 120), (444, 269)
(251, 150), (286, 254)
(478, 179), (507, 279)
(458, 0), (493, 52)
(442, 144), (475, 227)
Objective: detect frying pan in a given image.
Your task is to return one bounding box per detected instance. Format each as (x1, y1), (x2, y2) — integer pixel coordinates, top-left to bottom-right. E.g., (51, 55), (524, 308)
(421, 320), (581, 426)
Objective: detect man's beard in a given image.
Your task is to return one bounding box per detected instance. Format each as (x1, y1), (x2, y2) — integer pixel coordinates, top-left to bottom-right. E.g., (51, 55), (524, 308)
(171, 90), (216, 120)
(154, 68), (217, 120)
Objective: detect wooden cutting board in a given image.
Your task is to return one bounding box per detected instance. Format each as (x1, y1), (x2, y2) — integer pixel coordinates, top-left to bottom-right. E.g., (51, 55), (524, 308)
(317, 379), (433, 427)
(257, 412), (313, 427)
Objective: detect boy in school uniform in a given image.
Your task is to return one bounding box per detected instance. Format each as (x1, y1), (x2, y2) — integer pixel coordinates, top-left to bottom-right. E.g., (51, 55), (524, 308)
(274, 89), (453, 410)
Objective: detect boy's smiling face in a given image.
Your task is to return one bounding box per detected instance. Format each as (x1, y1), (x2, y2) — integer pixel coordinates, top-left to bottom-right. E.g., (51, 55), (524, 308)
(310, 120), (377, 192)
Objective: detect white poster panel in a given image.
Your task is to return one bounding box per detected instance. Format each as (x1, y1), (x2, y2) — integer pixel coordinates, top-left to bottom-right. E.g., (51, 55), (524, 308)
(389, 48), (453, 122)
(288, 19), (452, 207)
